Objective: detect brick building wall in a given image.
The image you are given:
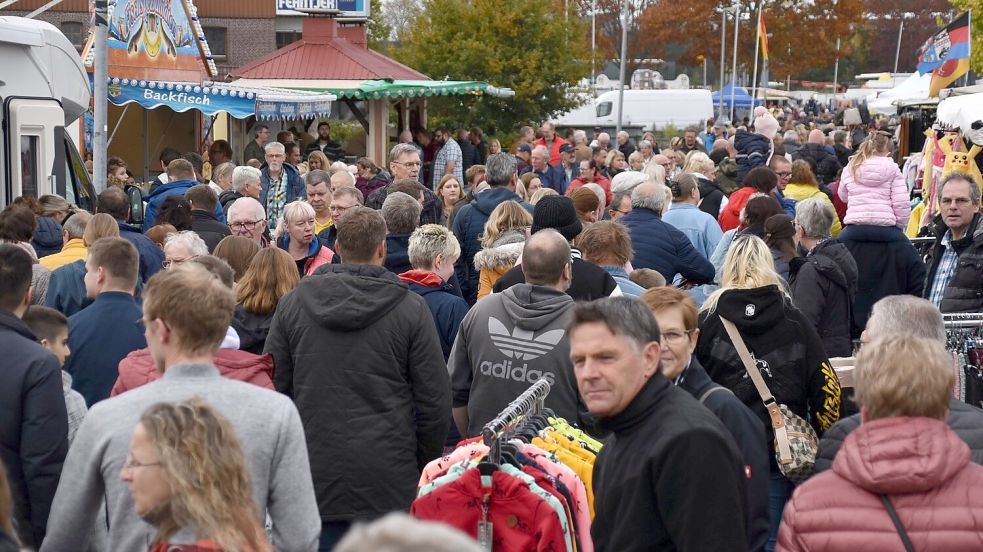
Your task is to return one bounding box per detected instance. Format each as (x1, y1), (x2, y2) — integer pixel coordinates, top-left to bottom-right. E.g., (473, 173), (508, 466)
(198, 17), (277, 81)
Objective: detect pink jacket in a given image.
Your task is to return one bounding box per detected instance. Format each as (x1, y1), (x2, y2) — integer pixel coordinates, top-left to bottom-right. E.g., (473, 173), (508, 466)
(777, 416), (983, 552)
(111, 348), (275, 396)
(837, 156), (910, 228)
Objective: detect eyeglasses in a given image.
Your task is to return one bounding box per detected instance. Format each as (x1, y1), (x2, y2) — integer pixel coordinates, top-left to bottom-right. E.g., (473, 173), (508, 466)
(776, 172), (792, 180)
(162, 255), (198, 268)
(228, 220), (263, 231)
(940, 197), (973, 207)
(329, 204), (355, 214)
(392, 160), (422, 168)
(661, 329), (695, 345)
(122, 455), (162, 470)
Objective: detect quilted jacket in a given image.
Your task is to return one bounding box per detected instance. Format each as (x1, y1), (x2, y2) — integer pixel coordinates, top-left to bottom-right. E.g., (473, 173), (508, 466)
(837, 156), (910, 228)
(778, 416), (983, 551)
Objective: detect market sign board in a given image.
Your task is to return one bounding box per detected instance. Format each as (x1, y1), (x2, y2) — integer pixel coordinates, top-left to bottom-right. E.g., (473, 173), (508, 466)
(276, 0), (368, 19)
(103, 0), (216, 81)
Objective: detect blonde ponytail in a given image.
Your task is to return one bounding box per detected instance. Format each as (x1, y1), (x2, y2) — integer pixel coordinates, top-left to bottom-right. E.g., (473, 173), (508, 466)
(847, 132), (890, 180)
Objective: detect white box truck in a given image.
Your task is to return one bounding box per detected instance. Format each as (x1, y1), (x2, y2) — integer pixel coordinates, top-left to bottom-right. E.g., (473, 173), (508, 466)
(558, 89), (714, 132)
(1, 16), (95, 210)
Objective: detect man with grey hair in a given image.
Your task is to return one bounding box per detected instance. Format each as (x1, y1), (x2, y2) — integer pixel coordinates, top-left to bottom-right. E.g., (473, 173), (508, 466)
(814, 295), (983, 473)
(449, 229), (582, 438)
(619, 181), (714, 284)
(924, 171), (983, 313)
(243, 123), (270, 164)
(789, 197), (858, 357)
(330, 169), (357, 192)
(40, 211), (91, 271)
(364, 143), (442, 225)
(227, 197), (269, 246)
(220, 166), (261, 216)
(616, 130), (635, 158)
(260, 141), (305, 233)
(568, 296), (748, 552)
(162, 230), (208, 270)
(451, 152), (531, 303)
(382, 192), (423, 274)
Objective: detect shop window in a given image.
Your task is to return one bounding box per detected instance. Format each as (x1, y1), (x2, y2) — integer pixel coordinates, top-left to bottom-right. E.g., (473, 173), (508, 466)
(61, 22), (83, 51)
(203, 27), (227, 60)
(276, 31), (302, 49)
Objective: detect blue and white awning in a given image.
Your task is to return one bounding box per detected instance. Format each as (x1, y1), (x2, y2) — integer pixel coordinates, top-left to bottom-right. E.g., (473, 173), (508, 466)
(101, 77), (335, 119)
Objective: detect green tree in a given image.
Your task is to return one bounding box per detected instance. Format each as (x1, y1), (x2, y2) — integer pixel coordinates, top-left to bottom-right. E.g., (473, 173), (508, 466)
(366, 0), (389, 52)
(394, 0), (591, 134)
(947, 1), (983, 73)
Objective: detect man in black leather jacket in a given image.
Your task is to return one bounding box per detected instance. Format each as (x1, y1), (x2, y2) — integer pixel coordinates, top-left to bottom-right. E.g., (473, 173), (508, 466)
(814, 295), (983, 474)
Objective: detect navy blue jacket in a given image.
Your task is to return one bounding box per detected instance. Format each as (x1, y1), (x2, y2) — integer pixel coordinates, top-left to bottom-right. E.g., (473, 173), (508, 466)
(116, 221), (164, 283)
(144, 178), (219, 231)
(620, 207), (715, 283)
(399, 271), (470, 360)
(32, 217), (63, 258)
(44, 260), (91, 317)
(317, 225), (338, 251)
(734, 129), (772, 186)
(64, 292), (146, 406)
(384, 233), (413, 275)
(452, 187), (531, 303)
(0, 311), (67, 548)
(259, 163), (306, 208)
(837, 224), (926, 338)
(678, 358), (769, 552)
(536, 163), (576, 195)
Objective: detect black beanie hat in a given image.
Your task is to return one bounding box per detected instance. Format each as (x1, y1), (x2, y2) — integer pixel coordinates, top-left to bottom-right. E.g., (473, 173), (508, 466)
(531, 195), (583, 241)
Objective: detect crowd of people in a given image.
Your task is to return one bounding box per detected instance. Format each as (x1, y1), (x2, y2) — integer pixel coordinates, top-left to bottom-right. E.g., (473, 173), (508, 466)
(2, 106), (983, 552)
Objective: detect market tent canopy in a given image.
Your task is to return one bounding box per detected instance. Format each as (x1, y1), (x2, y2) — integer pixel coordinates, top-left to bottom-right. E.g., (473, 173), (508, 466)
(232, 78), (514, 100)
(97, 77), (336, 119)
(711, 83), (762, 109)
(937, 91), (983, 132)
(868, 72), (932, 115)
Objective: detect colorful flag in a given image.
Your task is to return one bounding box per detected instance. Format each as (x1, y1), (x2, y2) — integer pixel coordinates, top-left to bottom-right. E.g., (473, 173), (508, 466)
(759, 11), (769, 62)
(916, 12), (971, 96)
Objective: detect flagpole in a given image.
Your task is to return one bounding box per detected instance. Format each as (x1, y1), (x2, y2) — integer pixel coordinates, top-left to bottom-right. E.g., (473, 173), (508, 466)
(750, 2), (762, 125)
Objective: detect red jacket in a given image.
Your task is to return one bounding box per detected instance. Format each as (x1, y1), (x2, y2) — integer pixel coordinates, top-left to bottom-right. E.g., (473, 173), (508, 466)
(566, 175), (612, 205)
(111, 348), (275, 396)
(777, 416), (983, 551)
(718, 186), (757, 231)
(535, 136), (565, 165)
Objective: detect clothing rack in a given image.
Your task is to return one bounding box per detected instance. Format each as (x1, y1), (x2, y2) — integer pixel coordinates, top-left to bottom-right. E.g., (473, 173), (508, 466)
(944, 313), (983, 328)
(481, 379), (551, 464)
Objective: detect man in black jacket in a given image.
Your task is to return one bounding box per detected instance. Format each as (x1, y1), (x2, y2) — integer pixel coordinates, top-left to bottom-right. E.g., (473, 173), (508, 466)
(814, 295), (983, 473)
(186, 185), (231, 253)
(569, 297), (748, 552)
(642, 287), (770, 552)
(0, 245), (68, 548)
(923, 173), (983, 313)
(96, 187), (164, 283)
(265, 207), (450, 551)
(792, 130), (841, 186)
(493, 195), (618, 301)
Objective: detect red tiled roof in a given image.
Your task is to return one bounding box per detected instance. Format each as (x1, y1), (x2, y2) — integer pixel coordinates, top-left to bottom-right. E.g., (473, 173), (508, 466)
(231, 19), (428, 81)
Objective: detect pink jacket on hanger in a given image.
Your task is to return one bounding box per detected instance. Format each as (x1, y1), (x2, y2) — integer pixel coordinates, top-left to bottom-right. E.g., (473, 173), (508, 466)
(777, 416), (983, 551)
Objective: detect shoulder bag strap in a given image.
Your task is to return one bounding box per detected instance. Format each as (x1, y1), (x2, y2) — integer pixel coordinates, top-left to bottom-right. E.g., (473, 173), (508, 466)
(880, 495), (916, 552)
(698, 386), (732, 405)
(720, 316), (793, 464)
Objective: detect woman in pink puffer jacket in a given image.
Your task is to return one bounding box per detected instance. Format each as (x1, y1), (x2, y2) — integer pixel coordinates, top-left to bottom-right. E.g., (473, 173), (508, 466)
(777, 336), (983, 552)
(837, 131), (911, 228)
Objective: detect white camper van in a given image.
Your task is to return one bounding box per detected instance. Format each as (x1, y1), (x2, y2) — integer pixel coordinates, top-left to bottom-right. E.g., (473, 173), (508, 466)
(566, 89), (714, 132)
(1, 16), (94, 210)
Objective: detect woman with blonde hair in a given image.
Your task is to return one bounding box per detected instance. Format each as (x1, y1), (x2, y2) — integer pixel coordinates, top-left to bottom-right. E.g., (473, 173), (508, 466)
(836, 131), (909, 229)
(605, 149), (628, 178)
(696, 234), (840, 550)
(683, 151), (727, 219)
(123, 398), (269, 552)
(520, 172), (541, 198)
(233, 248), (300, 354)
(784, 160), (841, 236)
(307, 150), (329, 172)
(487, 138), (502, 155)
(472, 200), (532, 299)
(46, 213), (122, 316)
(529, 187), (558, 205)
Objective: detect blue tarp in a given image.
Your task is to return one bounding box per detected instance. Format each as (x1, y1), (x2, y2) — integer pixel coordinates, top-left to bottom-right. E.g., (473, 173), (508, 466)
(711, 83), (762, 109)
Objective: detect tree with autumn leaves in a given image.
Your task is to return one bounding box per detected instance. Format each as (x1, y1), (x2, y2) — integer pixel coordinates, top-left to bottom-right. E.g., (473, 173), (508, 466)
(394, 0), (591, 134)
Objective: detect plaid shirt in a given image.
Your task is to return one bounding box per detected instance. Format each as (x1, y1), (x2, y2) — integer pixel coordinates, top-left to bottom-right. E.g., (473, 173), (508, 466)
(928, 230), (959, 307)
(62, 370), (87, 446)
(432, 138), (464, 188)
(265, 170), (289, 232)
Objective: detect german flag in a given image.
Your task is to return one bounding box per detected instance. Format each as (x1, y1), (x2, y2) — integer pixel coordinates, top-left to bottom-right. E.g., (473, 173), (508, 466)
(916, 12), (971, 96)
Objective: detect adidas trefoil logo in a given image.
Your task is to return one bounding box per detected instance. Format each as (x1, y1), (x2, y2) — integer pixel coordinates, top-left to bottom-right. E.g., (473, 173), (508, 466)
(488, 317), (563, 360)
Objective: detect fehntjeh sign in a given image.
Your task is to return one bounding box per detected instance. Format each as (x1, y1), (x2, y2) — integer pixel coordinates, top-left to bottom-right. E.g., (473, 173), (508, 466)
(276, 0), (368, 19)
(102, 0), (216, 82)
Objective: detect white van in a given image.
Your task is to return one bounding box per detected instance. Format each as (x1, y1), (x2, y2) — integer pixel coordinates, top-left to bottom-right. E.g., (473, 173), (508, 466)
(592, 89), (714, 131)
(1, 16), (94, 209)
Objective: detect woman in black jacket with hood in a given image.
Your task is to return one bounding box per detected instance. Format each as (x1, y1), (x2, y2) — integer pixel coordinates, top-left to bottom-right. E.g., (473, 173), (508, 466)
(696, 234), (842, 551)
